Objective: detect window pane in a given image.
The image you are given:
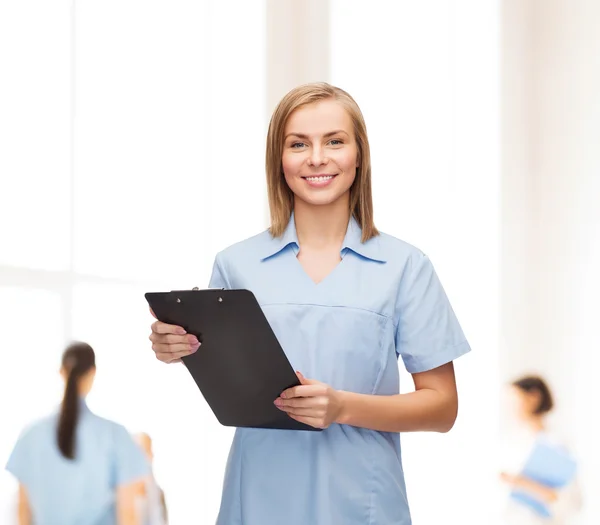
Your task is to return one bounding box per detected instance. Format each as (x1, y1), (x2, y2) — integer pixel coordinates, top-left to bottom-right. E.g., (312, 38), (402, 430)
(72, 281), (233, 525)
(73, 1), (209, 283)
(0, 2), (71, 270)
(203, 0), (269, 256)
(73, 1), (268, 286)
(0, 287), (64, 520)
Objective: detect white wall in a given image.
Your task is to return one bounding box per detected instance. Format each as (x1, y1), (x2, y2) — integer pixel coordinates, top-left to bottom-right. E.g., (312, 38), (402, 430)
(266, 0), (330, 115)
(502, 0), (600, 522)
(532, 1), (600, 521)
(501, 0), (539, 378)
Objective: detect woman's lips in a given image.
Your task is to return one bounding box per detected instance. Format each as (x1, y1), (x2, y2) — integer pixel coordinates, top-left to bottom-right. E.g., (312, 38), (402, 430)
(302, 174), (337, 187)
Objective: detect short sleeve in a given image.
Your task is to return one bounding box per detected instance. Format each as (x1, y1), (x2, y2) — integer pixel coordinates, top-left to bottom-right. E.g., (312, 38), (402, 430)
(208, 252), (231, 289)
(395, 251), (471, 374)
(5, 428), (35, 486)
(111, 425), (149, 487)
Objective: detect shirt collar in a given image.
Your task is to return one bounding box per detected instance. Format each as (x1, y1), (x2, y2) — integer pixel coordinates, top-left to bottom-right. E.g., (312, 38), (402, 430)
(261, 212), (386, 263)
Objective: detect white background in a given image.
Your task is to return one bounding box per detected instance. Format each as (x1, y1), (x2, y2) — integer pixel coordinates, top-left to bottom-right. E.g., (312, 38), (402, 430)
(1, 1), (597, 524)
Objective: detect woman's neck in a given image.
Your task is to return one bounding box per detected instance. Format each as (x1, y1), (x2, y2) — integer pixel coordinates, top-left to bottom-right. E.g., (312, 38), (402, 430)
(525, 415), (545, 434)
(294, 196), (351, 251)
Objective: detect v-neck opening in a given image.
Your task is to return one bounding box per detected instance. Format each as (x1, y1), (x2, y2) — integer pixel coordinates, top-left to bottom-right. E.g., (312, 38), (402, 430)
(292, 248), (347, 287)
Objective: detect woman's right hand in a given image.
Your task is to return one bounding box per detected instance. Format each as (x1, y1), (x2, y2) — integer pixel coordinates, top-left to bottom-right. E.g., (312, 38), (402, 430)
(149, 309), (200, 363)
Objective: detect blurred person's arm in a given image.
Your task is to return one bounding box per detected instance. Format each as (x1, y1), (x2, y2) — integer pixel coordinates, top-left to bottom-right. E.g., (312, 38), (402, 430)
(17, 485), (31, 525)
(116, 480), (144, 525)
(160, 488), (168, 524)
(111, 424), (150, 525)
(500, 472), (558, 503)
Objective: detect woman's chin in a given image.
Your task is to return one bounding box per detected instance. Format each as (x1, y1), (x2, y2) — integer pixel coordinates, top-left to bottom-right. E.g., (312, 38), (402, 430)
(294, 189), (351, 208)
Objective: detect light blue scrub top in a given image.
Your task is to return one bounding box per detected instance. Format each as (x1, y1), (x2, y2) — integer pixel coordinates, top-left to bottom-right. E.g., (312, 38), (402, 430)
(209, 214), (471, 525)
(5, 400), (149, 525)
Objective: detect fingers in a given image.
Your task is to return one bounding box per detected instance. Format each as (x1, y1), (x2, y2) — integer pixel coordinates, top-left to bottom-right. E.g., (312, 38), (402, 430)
(281, 384), (327, 399)
(149, 330), (200, 363)
(151, 340), (199, 359)
(499, 472), (514, 484)
(155, 349), (195, 364)
(274, 397), (325, 409)
(151, 320), (186, 335)
(148, 314), (192, 363)
(149, 332), (197, 345)
(295, 371), (320, 385)
(275, 396), (328, 422)
(152, 342), (199, 354)
(286, 413), (327, 429)
(279, 406), (324, 418)
(278, 388), (332, 428)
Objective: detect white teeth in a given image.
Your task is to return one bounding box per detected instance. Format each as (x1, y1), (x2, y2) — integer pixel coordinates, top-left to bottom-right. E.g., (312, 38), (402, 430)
(306, 175), (334, 182)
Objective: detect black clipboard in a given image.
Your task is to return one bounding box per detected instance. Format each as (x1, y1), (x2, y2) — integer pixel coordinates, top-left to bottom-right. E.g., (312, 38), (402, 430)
(145, 288), (320, 431)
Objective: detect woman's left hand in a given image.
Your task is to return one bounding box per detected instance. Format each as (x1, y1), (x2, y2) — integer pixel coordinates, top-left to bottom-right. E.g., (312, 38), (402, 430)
(274, 372), (344, 429)
(499, 472), (558, 502)
(499, 472), (517, 484)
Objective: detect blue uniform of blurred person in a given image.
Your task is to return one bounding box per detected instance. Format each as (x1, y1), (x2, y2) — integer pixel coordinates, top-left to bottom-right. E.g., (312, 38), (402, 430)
(6, 342), (148, 525)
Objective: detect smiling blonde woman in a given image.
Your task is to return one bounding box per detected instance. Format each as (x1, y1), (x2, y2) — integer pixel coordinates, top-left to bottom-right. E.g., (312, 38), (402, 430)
(149, 82), (471, 525)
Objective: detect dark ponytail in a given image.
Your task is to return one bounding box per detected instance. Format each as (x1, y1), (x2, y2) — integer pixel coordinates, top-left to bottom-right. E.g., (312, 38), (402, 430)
(57, 342), (96, 459)
(512, 375), (554, 415)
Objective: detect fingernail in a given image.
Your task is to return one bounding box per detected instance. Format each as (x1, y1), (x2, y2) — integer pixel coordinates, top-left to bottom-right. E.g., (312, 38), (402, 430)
(274, 399), (281, 406)
(280, 392), (286, 398)
(188, 335), (198, 344)
(189, 344), (199, 352)
(177, 328), (186, 334)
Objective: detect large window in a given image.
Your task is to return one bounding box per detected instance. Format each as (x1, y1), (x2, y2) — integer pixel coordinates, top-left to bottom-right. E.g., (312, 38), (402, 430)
(0, 2), (266, 523)
(330, 2), (501, 523)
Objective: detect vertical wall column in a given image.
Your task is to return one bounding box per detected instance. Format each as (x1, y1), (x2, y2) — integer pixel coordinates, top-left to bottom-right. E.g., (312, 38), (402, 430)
(266, 0), (331, 115)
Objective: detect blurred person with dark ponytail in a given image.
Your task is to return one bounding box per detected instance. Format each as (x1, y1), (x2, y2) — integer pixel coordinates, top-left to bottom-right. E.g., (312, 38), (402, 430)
(5, 342), (149, 525)
(500, 375), (582, 524)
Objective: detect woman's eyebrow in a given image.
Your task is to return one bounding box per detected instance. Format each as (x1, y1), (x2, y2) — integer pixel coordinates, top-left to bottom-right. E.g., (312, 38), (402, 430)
(285, 130), (349, 140)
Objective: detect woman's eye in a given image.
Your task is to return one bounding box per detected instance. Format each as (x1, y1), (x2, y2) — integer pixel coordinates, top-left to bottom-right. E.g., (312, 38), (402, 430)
(291, 142), (305, 149)
(329, 139), (343, 146)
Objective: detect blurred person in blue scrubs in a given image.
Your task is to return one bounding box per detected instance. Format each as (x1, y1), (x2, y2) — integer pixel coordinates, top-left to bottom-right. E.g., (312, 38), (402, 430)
(148, 83), (471, 525)
(500, 375), (583, 524)
(133, 433), (168, 525)
(5, 342), (149, 525)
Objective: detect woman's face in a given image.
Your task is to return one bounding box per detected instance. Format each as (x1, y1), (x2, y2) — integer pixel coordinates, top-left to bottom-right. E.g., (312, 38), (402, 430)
(507, 385), (539, 421)
(281, 99), (359, 208)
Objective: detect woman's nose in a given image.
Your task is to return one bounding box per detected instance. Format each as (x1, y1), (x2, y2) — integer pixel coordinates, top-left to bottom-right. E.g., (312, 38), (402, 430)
(308, 145), (327, 167)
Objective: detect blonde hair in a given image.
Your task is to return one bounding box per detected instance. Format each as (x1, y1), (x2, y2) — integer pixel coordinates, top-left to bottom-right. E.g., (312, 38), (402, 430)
(265, 82), (378, 242)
